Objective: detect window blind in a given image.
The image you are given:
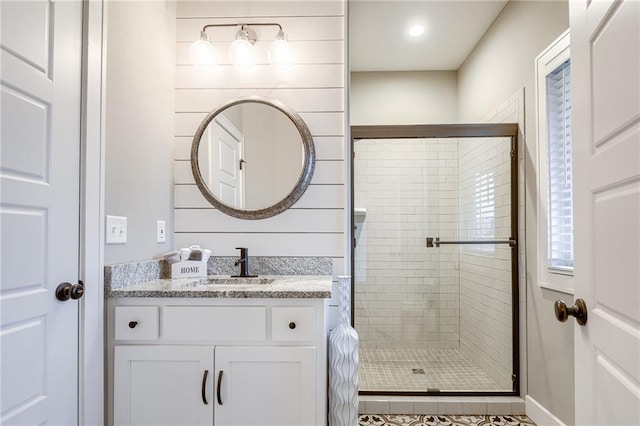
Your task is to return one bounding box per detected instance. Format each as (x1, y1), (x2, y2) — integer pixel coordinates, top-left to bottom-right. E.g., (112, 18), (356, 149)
(546, 60), (574, 271)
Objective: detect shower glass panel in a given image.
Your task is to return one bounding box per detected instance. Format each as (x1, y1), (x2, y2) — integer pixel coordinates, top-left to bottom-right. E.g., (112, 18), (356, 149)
(353, 134), (516, 394)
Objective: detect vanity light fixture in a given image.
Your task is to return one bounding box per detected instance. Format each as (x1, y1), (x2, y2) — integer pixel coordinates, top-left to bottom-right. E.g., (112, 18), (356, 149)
(189, 23), (293, 68)
(228, 26), (256, 67)
(269, 29), (294, 68)
(190, 31), (217, 65)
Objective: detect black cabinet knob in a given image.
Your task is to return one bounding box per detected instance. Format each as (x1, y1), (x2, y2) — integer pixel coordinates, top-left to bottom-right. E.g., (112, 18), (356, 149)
(288, 322), (296, 330)
(128, 321), (138, 329)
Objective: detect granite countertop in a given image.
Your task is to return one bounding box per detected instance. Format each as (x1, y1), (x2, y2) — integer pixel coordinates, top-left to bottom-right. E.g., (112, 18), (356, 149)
(106, 275), (333, 299)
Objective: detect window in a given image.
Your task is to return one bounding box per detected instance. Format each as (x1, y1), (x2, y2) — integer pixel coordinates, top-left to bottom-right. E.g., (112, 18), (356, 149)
(536, 30), (574, 294)
(546, 60), (573, 271)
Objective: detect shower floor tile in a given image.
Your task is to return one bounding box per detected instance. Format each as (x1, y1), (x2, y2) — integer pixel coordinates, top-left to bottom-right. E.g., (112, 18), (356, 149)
(359, 348), (506, 392)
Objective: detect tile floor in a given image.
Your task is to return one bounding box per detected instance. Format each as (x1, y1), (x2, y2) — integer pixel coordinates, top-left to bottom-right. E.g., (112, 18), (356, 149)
(360, 348), (507, 392)
(358, 414), (536, 426)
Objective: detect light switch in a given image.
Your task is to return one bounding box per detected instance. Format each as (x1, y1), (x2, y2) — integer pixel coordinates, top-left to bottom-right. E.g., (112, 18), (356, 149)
(106, 215), (127, 244)
(157, 220), (166, 243)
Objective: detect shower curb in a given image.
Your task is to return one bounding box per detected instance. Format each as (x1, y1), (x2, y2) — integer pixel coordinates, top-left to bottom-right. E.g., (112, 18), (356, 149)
(358, 396), (525, 416)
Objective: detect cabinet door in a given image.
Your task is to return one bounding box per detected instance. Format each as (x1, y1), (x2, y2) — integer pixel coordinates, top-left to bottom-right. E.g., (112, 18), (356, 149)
(214, 346), (316, 426)
(114, 346), (214, 426)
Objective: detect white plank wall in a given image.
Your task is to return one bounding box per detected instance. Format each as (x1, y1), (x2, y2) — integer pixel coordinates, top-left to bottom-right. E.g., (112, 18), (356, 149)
(174, 112), (345, 136)
(176, 1), (345, 19)
(175, 88), (344, 113)
(175, 184), (345, 209)
(176, 40), (344, 65)
(174, 136), (345, 160)
(174, 161), (344, 185)
(174, 0), (346, 259)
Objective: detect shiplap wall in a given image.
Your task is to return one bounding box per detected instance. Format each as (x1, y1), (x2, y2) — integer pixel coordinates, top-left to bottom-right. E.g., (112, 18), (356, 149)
(174, 1), (346, 265)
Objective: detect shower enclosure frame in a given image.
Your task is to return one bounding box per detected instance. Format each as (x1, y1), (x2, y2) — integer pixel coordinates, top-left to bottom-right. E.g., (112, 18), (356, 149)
(350, 123), (520, 397)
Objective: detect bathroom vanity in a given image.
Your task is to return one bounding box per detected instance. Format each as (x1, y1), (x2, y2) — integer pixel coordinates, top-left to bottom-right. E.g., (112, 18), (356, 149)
(106, 275), (332, 426)
(105, 94), (335, 425)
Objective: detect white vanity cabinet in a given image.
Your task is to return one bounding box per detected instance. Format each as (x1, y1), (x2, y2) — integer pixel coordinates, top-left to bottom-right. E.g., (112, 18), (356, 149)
(214, 346), (316, 425)
(108, 297), (327, 426)
(114, 345), (214, 425)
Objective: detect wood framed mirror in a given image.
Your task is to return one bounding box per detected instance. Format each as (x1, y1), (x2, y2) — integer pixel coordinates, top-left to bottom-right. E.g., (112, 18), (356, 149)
(190, 96), (315, 220)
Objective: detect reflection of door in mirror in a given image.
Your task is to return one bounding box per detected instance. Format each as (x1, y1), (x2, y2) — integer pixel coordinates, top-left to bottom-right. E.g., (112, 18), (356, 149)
(203, 115), (245, 208)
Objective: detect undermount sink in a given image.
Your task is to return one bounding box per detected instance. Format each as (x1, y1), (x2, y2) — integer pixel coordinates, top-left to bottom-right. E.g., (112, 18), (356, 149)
(204, 277), (275, 285)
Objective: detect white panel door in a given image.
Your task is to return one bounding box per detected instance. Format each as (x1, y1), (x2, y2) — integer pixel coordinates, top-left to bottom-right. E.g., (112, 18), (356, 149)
(570, 0), (640, 424)
(113, 346), (214, 426)
(205, 116), (244, 208)
(0, 1), (83, 425)
(214, 346), (316, 426)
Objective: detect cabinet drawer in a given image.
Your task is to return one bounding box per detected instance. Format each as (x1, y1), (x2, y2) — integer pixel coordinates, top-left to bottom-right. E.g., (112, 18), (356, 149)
(114, 306), (159, 340)
(271, 307), (315, 342)
(163, 306), (266, 342)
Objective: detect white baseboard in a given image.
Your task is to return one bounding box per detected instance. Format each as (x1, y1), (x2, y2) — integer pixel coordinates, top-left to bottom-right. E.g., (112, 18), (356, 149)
(525, 395), (567, 426)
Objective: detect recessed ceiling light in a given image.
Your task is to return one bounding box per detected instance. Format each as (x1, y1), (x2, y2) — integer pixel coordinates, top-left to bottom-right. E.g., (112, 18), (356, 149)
(409, 24), (425, 37)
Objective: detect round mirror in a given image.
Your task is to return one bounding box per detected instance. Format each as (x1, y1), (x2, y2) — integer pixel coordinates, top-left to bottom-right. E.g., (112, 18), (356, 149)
(191, 96), (315, 220)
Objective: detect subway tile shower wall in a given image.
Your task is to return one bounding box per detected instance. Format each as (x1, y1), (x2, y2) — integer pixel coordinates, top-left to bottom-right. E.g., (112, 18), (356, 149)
(484, 89), (526, 395)
(354, 139), (461, 349)
(458, 137), (513, 390)
(172, 2), (346, 272)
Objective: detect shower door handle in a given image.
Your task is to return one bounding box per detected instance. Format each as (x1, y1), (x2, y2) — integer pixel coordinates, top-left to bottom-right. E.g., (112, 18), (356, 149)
(426, 237), (517, 248)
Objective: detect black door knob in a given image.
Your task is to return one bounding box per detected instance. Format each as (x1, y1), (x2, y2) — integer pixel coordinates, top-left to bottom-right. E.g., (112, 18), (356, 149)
(129, 321), (138, 328)
(70, 284), (84, 300)
(289, 322), (296, 330)
(56, 281), (85, 301)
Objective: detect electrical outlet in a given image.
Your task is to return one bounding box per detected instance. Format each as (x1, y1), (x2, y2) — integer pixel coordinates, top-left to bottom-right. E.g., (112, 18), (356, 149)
(106, 215), (127, 244)
(157, 220), (166, 243)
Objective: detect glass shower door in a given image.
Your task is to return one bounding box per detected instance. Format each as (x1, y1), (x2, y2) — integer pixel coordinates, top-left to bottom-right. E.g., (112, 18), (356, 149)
(353, 133), (517, 394)
(354, 137), (446, 393)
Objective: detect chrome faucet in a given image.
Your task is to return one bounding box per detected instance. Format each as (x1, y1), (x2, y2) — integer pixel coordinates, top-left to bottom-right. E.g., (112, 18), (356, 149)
(232, 247), (257, 278)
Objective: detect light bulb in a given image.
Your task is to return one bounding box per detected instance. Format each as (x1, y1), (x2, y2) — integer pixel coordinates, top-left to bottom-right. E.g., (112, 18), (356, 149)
(409, 24), (425, 38)
(229, 28), (256, 67)
(268, 30), (294, 68)
(189, 31), (216, 65)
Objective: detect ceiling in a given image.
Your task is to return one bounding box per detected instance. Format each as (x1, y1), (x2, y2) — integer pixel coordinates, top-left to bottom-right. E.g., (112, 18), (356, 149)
(349, 0), (509, 72)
